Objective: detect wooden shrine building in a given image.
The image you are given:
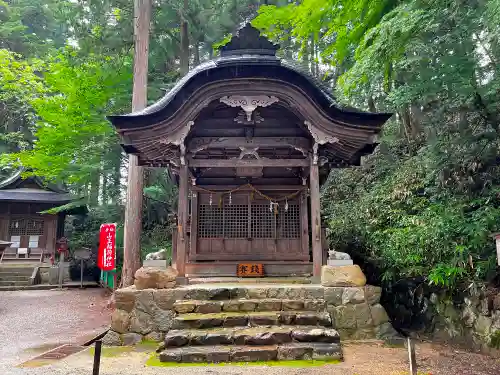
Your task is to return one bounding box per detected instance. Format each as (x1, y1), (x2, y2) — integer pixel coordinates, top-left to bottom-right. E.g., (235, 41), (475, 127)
(108, 25), (391, 278)
(0, 169), (82, 263)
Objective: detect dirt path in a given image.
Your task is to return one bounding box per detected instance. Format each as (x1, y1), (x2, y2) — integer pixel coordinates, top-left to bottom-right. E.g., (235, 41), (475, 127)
(0, 288), (111, 372)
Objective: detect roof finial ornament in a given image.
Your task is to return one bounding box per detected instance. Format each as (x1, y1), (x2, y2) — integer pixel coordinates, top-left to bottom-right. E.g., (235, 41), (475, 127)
(220, 23), (280, 57)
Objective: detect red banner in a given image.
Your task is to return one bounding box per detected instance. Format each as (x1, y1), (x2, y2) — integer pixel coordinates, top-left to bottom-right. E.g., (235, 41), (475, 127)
(98, 223), (116, 271)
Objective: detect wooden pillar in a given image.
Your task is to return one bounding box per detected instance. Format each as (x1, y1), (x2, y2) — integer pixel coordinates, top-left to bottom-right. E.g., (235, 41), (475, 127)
(122, 0), (151, 286)
(310, 159), (322, 278)
(189, 190), (198, 261)
(176, 165), (189, 276)
(300, 191), (309, 259)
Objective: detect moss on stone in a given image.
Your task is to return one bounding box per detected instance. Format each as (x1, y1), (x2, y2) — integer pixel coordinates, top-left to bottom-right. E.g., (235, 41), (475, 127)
(146, 353), (340, 367)
(489, 330), (500, 349)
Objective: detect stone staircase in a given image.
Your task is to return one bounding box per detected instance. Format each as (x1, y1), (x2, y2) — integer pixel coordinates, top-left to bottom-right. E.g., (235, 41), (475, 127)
(156, 285), (343, 363)
(0, 265), (34, 287)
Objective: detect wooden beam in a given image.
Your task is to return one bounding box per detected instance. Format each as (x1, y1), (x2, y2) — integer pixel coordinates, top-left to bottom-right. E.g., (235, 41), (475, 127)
(189, 189), (198, 262)
(189, 158), (309, 168)
(188, 137), (311, 153)
(122, 0), (151, 286)
(300, 192), (309, 260)
(196, 185), (306, 191)
(310, 158), (323, 278)
(176, 165), (189, 277)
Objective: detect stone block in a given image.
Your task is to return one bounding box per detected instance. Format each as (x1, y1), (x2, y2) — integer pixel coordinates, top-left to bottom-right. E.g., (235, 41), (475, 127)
(354, 303), (373, 328)
(475, 315), (492, 336)
(321, 265), (367, 287)
(164, 330), (189, 347)
(206, 347), (231, 363)
(195, 301), (223, 314)
(173, 301), (197, 314)
(462, 305), (478, 328)
(234, 328), (291, 345)
(247, 288), (268, 299)
(282, 300), (304, 311)
(114, 286), (138, 312)
(256, 299), (282, 311)
(285, 288), (306, 299)
(324, 287), (344, 306)
(493, 294), (500, 311)
(152, 308), (175, 332)
(154, 289), (184, 310)
(277, 343), (313, 360)
(111, 309), (130, 334)
(229, 288), (249, 299)
(159, 348), (182, 362)
(238, 300), (257, 312)
(231, 346), (278, 362)
(102, 330), (122, 346)
(129, 309), (154, 335)
(134, 266), (177, 290)
(332, 305), (357, 329)
(224, 315), (248, 327)
(222, 300), (240, 312)
(371, 304), (390, 326)
(134, 289), (156, 314)
(304, 300), (325, 311)
(303, 287), (325, 299)
(278, 311), (296, 325)
(203, 329), (233, 345)
(349, 328), (375, 340)
(365, 285), (382, 305)
(311, 342), (342, 360)
(182, 349), (208, 363)
(207, 288), (231, 300)
(342, 287), (365, 305)
(122, 332), (142, 346)
(291, 327), (340, 343)
(249, 314), (278, 326)
(375, 322), (401, 340)
(327, 259), (354, 266)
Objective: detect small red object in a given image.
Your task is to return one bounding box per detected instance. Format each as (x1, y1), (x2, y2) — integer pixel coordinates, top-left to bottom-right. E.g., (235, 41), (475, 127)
(98, 223), (116, 271)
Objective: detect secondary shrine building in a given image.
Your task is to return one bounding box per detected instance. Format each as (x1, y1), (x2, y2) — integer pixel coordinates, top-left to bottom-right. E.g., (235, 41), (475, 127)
(108, 25), (391, 279)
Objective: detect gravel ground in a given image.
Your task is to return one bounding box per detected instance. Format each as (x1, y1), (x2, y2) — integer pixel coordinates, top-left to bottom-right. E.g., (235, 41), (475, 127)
(0, 288), (111, 374)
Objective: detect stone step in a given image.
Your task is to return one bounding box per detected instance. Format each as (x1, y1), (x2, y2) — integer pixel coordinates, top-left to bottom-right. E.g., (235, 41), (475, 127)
(172, 311), (331, 329)
(159, 343), (342, 363)
(0, 275), (31, 281)
(173, 299), (325, 314)
(0, 280), (30, 286)
(0, 269), (34, 276)
(180, 285), (325, 301)
(162, 326), (340, 348)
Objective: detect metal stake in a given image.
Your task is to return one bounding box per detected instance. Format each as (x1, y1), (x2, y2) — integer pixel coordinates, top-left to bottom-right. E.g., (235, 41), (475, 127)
(80, 258), (84, 288)
(58, 252), (65, 289)
(408, 337), (417, 375)
(93, 340), (102, 375)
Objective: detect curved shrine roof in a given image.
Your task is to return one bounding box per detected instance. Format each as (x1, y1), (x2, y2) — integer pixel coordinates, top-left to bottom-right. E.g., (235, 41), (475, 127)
(107, 24), (392, 168)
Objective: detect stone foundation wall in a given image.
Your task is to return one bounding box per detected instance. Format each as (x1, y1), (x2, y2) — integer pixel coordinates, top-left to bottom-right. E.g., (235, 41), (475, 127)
(385, 283), (500, 356)
(103, 284), (399, 346)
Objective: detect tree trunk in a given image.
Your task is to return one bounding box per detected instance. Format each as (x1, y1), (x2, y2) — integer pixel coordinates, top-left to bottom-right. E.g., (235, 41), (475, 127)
(193, 41), (200, 66)
(180, 0), (189, 75)
(368, 95), (376, 112)
(89, 166), (100, 206)
(122, 0), (151, 287)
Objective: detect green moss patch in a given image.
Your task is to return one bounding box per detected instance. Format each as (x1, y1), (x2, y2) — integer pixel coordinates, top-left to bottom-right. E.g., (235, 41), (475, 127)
(146, 354), (340, 367)
(88, 346), (134, 357)
(489, 330), (500, 349)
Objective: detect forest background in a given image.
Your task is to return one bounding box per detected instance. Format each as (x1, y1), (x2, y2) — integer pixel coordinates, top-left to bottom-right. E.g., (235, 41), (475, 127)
(1, 0), (500, 291)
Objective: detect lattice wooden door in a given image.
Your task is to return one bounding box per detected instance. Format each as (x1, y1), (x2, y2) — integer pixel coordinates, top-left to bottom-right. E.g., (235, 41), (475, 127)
(194, 192), (305, 261)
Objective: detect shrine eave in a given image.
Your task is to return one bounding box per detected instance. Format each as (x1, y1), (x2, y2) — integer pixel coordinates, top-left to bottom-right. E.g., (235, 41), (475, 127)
(107, 55), (392, 131)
